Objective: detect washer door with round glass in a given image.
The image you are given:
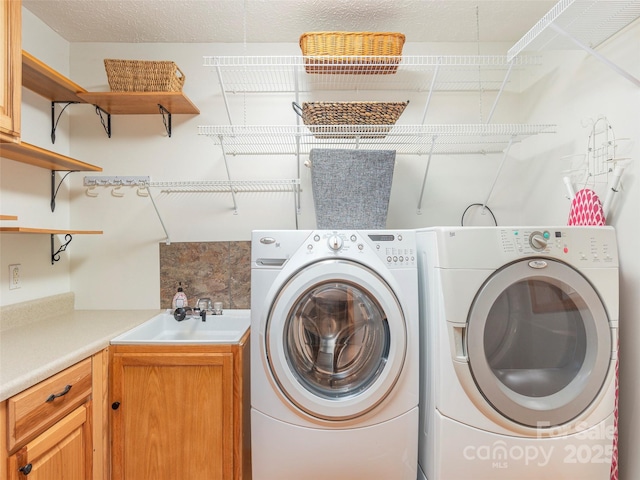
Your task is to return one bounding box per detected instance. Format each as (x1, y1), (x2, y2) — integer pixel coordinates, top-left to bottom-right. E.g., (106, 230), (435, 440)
(466, 258), (612, 428)
(266, 259), (407, 421)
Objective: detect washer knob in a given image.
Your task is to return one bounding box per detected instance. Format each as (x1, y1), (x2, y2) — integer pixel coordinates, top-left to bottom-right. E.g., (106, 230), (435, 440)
(529, 232), (548, 251)
(328, 235), (343, 251)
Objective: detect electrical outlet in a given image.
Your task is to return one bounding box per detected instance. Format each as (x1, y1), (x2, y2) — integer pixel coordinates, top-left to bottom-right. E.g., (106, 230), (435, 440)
(9, 264), (21, 290)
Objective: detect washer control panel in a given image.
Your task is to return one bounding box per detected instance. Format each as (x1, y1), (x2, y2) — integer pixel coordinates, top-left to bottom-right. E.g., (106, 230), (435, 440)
(308, 231), (416, 268)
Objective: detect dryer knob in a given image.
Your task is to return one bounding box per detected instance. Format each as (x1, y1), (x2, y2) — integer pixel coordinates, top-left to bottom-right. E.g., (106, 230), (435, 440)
(328, 235), (343, 251)
(530, 232), (548, 251)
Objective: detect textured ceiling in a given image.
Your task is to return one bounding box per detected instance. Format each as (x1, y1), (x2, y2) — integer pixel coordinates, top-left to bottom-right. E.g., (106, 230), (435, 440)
(22, 0), (558, 44)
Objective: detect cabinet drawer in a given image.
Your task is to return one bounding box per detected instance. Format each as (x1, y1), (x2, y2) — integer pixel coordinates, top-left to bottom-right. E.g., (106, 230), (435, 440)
(7, 358), (92, 452)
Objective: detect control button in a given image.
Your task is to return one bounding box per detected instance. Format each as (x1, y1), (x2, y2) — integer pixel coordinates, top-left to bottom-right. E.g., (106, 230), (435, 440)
(307, 244), (313, 250)
(387, 256), (392, 263)
(399, 256), (404, 262)
(350, 234), (357, 242)
(328, 235), (343, 251)
(563, 247), (569, 254)
(398, 234), (403, 241)
(393, 256), (398, 262)
(358, 243), (364, 251)
(543, 231), (550, 239)
(313, 235), (320, 242)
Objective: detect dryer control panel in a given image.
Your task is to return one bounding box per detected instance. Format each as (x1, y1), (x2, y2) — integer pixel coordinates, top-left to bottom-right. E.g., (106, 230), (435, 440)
(310, 230), (417, 268)
(498, 227), (618, 265)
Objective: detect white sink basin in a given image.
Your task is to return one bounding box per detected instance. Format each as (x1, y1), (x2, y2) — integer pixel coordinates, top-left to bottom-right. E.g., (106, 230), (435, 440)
(111, 309), (250, 344)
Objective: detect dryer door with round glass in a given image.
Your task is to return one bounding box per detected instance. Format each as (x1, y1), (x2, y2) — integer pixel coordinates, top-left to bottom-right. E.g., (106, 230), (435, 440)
(266, 259), (407, 421)
(466, 258), (612, 428)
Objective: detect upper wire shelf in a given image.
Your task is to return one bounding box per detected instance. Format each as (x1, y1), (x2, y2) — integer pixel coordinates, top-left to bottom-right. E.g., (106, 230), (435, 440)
(509, 0), (640, 59)
(203, 55), (542, 93)
(197, 124), (557, 156)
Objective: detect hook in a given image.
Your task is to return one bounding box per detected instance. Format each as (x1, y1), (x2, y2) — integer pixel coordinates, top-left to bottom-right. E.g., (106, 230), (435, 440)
(111, 185), (125, 197)
(86, 185), (99, 197)
(137, 184), (149, 197)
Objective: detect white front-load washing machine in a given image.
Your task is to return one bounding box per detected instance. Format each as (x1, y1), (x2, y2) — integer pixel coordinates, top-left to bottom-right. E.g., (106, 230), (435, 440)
(251, 230), (419, 480)
(416, 226), (618, 480)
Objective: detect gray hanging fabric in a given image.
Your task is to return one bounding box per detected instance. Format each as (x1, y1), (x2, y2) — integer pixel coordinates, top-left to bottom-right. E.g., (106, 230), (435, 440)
(310, 148), (396, 230)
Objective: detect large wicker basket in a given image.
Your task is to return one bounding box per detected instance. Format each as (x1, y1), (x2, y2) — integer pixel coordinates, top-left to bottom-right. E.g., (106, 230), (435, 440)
(104, 59), (185, 92)
(300, 31), (405, 74)
(293, 100), (409, 138)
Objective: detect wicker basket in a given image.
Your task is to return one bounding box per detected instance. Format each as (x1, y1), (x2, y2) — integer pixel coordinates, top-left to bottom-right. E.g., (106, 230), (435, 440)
(293, 100), (409, 138)
(104, 59), (185, 92)
(300, 31), (405, 74)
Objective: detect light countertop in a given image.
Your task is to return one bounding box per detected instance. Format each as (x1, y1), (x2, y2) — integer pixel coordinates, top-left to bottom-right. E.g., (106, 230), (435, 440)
(0, 309), (161, 401)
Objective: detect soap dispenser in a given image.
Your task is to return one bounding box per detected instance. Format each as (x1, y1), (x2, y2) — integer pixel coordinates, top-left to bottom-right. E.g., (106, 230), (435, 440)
(172, 282), (188, 309)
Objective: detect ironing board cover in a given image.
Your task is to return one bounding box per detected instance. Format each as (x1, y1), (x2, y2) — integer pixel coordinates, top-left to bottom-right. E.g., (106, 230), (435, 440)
(567, 188), (606, 226)
(567, 188), (617, 480)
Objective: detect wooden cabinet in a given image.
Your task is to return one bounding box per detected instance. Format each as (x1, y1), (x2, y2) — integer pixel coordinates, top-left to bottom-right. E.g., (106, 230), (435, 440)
(7, 404), (91, 480)
(110, 333), (251, 480)
(1, 350), (109, 480)
(0, 0), (21, 143)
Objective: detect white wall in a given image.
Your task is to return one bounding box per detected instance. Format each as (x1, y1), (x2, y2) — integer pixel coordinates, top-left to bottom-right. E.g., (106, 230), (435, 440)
(0, 9), (72, 304)
(4, 6), (640, 479)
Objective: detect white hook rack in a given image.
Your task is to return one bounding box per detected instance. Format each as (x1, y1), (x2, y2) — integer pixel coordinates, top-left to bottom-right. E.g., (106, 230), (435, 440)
(83, 176), (300, 244)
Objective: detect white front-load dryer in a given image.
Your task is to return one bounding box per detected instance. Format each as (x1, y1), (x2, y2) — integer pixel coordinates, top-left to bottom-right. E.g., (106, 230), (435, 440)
(416, 226), (618, 480)
(251, 230), (419, 480)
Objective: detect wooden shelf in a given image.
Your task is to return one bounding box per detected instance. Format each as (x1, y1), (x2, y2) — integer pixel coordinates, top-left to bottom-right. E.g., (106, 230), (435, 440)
(22, 50), (87, 103)
(0, 141), (102, 171)
(0, 215), (18, 220)
(0, 227), (102, 234)
(77, 92), (200, 115)
(22, 50), (199, 115)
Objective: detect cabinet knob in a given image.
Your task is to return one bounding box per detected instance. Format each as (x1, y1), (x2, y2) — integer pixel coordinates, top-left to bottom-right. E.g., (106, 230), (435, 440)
(19, 463), (33, 475)
(112, 401), (121, 410)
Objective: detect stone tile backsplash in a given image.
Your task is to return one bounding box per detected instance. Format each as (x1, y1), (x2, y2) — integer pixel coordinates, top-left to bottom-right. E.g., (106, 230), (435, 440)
(160, 241), (251, 310)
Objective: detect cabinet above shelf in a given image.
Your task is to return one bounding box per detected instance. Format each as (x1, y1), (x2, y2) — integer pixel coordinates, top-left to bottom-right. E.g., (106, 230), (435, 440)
(0, 141), (102, 171)
(204, 55), (542, 93)
(197, 124), (557, 156)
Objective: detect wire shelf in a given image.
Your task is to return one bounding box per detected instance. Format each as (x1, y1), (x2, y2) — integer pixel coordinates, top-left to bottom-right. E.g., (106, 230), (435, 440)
(203, 55), (542, 93)
(509, 0), (640, 59)
(150, 179), (300, 193)
(197, 124), (557, 156)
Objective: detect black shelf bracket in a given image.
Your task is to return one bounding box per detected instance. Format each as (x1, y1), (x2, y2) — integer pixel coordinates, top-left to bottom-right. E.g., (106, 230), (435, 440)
(51, 233), (73, 264)
(159, 104), (172, 137)
(51, 101), (80, 144)
(51, 170), (75, 212)
(94, 106), (112, 138)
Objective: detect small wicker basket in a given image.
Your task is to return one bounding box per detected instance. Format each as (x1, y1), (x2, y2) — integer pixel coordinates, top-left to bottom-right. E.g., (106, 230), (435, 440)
(104, 59), (185, 92)
(300, 31), (405, 74)
(293, 100), (409, 138)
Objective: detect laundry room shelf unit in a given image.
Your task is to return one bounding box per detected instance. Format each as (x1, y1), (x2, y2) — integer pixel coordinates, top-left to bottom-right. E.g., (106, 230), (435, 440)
(201, 53), (557, 218)
(508, 0), (640, 86)
(204, 54), (542, 124)
(0, 227), (103, 264)
(197, 124), (556, 156)
(22, 50), (200, 140)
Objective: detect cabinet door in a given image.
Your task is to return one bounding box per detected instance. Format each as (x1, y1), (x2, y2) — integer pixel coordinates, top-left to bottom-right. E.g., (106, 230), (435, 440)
(110, 347), (235, 480)
(8, 405), (91, 480)
(0, 0), (21, 142)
